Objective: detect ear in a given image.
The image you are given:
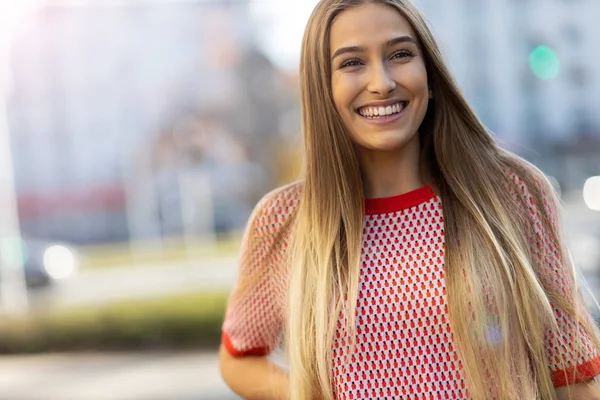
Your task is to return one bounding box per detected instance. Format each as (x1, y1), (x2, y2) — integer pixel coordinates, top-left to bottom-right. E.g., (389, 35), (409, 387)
(428, 88), (434, 99)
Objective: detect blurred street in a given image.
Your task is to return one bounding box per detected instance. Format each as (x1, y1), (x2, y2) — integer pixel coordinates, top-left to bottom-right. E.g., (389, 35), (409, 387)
(0, 352), (239, 400)
(28, 256), (238, 310)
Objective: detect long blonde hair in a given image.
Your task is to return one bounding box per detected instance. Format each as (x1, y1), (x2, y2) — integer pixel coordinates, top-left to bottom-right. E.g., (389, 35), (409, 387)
(286, 0), (600, 399)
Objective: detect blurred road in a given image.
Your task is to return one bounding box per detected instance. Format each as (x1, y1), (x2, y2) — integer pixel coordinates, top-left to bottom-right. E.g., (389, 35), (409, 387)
(0, 352), (239, 400)
(29, 257), (238, 309)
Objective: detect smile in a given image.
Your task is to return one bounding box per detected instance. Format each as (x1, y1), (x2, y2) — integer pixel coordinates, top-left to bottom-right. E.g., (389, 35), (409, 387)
(355, 101), (409, 125)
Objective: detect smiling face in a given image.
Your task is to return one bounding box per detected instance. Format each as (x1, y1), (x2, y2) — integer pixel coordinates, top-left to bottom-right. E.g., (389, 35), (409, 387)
(330, 3), (430, 158)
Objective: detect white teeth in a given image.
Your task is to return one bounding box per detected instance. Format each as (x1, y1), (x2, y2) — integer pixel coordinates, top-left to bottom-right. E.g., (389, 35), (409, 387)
(359, 102), (406, 118)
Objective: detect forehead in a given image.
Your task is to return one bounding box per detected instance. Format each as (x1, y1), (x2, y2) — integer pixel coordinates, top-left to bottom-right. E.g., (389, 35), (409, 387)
(329, 3), (417, 50)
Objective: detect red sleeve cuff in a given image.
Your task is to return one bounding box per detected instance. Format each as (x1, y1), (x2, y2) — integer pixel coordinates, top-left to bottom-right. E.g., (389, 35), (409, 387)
(551, 356), (600, 387)
(221, 332), (270, 358)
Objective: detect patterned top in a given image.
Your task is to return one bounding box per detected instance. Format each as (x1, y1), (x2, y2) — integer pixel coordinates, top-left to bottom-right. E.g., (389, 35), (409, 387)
(221, 171), (600, 399)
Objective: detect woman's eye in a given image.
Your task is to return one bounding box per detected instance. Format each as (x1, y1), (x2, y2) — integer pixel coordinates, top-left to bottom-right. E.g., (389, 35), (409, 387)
(391, 50), (415, 60)
(340, 59), (362, 68)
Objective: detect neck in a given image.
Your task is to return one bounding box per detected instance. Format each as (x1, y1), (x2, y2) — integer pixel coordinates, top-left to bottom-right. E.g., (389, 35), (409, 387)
(358, 133), (425, 199)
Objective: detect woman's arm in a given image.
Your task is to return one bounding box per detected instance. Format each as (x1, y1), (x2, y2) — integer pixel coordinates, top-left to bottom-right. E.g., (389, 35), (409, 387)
(219, 184), (300, 399)
(555, 379), (600, 400)
(219, 344), (290, 400)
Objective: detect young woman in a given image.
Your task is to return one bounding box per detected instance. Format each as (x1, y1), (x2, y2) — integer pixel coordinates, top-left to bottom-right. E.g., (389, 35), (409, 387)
(219, 1), (600, 399)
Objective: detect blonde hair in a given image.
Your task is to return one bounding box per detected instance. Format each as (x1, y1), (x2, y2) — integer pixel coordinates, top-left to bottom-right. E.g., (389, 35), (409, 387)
(286, 0), (600, 399)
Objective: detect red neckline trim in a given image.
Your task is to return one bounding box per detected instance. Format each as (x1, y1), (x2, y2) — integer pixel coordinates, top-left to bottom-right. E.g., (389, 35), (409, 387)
(364, 186), (436, 215)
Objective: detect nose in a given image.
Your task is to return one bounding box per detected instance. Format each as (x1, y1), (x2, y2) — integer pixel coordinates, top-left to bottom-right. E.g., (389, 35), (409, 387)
(367, 62), (396, 95)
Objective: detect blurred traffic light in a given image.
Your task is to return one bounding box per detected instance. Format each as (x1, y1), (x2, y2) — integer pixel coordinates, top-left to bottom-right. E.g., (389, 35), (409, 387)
(529, 45), (560, 80)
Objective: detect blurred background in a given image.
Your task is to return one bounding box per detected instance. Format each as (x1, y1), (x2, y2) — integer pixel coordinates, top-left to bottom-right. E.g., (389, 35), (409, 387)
(0, 0), (598, 399)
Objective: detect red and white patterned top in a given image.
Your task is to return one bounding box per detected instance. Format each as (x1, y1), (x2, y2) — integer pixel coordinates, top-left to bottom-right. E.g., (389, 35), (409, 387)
(222, 171), (600, 399)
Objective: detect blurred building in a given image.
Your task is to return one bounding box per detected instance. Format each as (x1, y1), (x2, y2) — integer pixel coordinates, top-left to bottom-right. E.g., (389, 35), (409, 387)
(414, 0), (600, 189)
(6, 0), (293, 244)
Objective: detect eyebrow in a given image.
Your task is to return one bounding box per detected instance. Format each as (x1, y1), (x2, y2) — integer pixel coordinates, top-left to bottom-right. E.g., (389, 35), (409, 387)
(331, 36), (417, 62)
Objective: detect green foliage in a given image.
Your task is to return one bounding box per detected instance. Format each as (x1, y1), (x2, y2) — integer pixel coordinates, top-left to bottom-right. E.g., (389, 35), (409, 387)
(0, 291), (229, 354)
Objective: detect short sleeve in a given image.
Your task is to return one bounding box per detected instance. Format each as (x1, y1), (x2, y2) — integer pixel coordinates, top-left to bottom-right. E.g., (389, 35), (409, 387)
(511, 170), (600, 387)
(221, 183), (300, 357)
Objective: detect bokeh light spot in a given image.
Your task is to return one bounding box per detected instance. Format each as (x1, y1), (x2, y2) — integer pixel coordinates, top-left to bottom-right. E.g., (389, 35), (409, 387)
(583, 176), (600, 211)
(43, 245), (77, 280)
(529, 46), (560, 80)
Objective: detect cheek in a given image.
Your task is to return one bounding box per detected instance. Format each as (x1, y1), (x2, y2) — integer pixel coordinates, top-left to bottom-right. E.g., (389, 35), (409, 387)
(401, 66), (429, 97)
(388, 58), (427, 88)
(331, 76), (343, 112)
(332, 75), (359, 115)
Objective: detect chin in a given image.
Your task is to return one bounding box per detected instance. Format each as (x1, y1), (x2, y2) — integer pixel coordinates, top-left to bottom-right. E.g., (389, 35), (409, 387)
(358, 132), (416, 153)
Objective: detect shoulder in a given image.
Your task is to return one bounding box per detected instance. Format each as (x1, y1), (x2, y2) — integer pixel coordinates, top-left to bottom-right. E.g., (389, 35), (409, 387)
(247, 181), (303, 241)
(502, 157), (560, 218)
(251, 181), (302, 225)
(503, 156), (552, 194)
(254, 181), (303, 219)
(501, 156), (564, 252)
